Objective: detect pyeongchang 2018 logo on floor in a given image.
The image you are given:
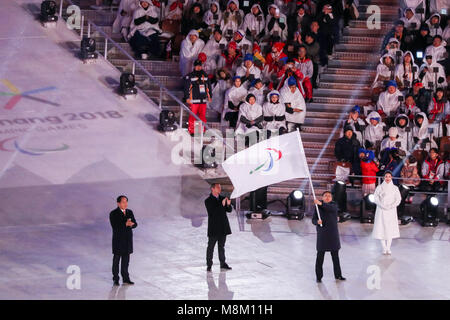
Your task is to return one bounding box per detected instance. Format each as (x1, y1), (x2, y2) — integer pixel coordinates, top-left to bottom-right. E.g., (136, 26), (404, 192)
(0, 79), (69, 156)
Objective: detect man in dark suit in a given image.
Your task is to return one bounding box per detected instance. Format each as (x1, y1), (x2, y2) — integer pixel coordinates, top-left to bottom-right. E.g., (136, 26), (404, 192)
(312, 191), (346, 283)
(110, 195), (138, 286)
(204, 183), (233, 271)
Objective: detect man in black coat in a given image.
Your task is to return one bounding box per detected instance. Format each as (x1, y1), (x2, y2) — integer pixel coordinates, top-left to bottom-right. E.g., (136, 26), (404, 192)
(312, 191), (345, 283)
(204, 183), (233, 271)
(109, 195), (138, 286)
(334, 126), (361, 181)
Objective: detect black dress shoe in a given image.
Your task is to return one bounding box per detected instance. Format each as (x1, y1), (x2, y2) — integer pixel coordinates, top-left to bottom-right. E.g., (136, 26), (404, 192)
(123, 280), (135, 285)
(316, 278), (322, 283)
(335, 276), (346, 281)
(113, 280), (120, 286)
(207, 266), (212, 272)
(220, 264), (232, 270)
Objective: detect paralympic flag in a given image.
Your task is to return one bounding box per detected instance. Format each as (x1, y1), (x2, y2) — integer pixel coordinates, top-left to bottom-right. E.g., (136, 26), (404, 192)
(222, 130), (311, 199)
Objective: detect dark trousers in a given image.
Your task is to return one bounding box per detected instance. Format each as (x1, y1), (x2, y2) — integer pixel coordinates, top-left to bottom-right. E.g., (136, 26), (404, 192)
(112, 254), (130, 282)
(315, 250), (342, 280)
(129, 31), (161, 57)
(206, 235), (226, 267)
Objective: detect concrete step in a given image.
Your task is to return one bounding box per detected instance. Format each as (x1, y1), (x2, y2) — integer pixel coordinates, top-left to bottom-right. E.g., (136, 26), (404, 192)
(319, 81), (371, 91)
(314, 87), (371, 98)
(341, 35), (382, 44)
(358, 5), (400, 13)
(325, 67), (376, 76)
(334, 43), (382, 53)
(343, 27), (391, 37)
(327, 59), (378, 69)
(332, 52), (380, 62)
(319, 73), (373, 84)
(312, 96), (370, 106)
(348, 20), (394, 29)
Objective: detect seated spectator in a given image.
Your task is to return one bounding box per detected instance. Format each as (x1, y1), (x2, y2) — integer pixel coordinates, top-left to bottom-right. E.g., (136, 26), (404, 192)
(293, 45), (314, 101)
(236, 54), (262, 88)
(420, 147), (445, 191)
(365, 111), (386, 150)
(373, 53), (395, 91)
(428, 87), (450, 138)
(242, 4), (265, 42)
(248, 78), (266, 105)
(128, 0), (162, 60)
(425, 35), (447, 63)
(382, 149), (403, 184)
(409, 24), (433, 56)
(263, 90), (287, 136)
(399, 94), (421, 120)
(303, 32), (320, 88)
(412, 112), (439, 151)
(334, 126), (361, 182)
(377, 80), (404, 122)
(276, 59), (309, 99)
(221, 0), (244, 40)
(399, 0), (426, 22)
(217, 41), (242, 74)
(395, 51), (419, 90)
(381, 127), (407, 157)
(264, 42), (288, 81)
(251, 43), (266, 70)
(360, 149), (379, 196)
(382, 38), (404, 64)
(203, 1), (223, 38)
(235, 93), (264, 139)
(180, 30), (205, 76)
(317, 4), (335, 66)
(341, 105), (365, 145)
(394, 113), (413, 149)
(201, 29), (228, 72)
(381, 20), (407, 53)
(222, 76), (247, 128)
(210, 68), (232, 114)
(265, 4), (288, 42)
(407, 81), (432, 113)
(231, 29), (253, 53)
(112, 0), (138, 40)
(287, 5), (312, 40)
(425, 12), (443, 37)
(280, 76), (307, 132)
(400, 7), (421, 31)
(418, 54), (447, 90)
(401, 155), (421, 193)
(164, 0), (185, 22)
(181, 3), (208, 40)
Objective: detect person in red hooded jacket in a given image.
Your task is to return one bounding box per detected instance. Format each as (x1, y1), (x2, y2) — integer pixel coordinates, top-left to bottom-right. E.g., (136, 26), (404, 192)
(265, 42), (288, 76)
(360, 148), (380, 196)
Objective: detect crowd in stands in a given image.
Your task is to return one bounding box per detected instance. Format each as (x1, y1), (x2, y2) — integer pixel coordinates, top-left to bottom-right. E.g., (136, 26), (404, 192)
(334, 0), (450, 194)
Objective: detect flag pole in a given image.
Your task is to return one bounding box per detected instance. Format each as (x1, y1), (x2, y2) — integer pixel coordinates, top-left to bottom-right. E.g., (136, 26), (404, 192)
(295, 129), (323, 227)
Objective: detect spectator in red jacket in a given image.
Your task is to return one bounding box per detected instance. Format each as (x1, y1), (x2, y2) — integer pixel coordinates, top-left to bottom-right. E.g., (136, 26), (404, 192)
(360, 148), (380, 196)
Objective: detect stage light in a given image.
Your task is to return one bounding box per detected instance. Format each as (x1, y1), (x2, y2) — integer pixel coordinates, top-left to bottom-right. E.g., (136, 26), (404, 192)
(287, 190), (304, 220)
(40, 1), (58, 22)
(246, 187), (269, 219)
(360, 193), (376, 223)
(80, 37), (98, 60)
(120, 73), (137, 95)
(158, 110), (177, 131)
(420, 195), (439, 227)
(332, 181), (351, 222)
(397, 184), (413, 225)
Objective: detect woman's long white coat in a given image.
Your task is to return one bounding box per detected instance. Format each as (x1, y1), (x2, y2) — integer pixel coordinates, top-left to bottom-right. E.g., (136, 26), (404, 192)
(372, 181), (401, 240)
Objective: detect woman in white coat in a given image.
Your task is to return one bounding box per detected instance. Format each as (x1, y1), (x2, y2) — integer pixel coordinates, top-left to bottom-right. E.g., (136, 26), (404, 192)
(372, 171), (402, 255)
(179, 29), (205, 76)
(222, 76), (248, 128)
(263, 90), (287, 137)
(112, 0), (138, 39)
(280, 76), (306, 132)
(235, 93), (263, 136)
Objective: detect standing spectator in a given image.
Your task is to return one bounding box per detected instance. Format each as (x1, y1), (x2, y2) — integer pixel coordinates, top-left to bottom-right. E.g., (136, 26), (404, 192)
(334, 126), (361, 183)
(280, 76), (307, 132)
(341, 106), (365, 145)
(222, 76), (248, 128)
(242, 4), (266, 42)
(288, 5), (312, 40)
(317, 4), (335, 66)
(263, 90), (287, 136)
(128, 0), (162, 60)
(180, 30), (205, 76)
(421, 148), (445, 191)
(181, 3), (208, 40)
(294, 45), (314, 101)
(265, 4), (288, 42)
(184, 59), (212, 135)
(360, 149), (379, 196)
(303, 32), (320, 87)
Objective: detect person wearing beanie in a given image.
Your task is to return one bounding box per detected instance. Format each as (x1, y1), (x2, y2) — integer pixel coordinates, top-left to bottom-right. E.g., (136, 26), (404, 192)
(276, 58), (310, 102)
(364, 111), (386, 149)
(217, 41), (242, 74)
(334, 126), (361, 183)
(287, 5), (312, 40)
(376, 80), (403, 125)
(235, 93), (264, 140)
(242, 4), (265, 42)
(341, 105), (365, 145)
(232, 29), (253, 52)
(183, 59), (212, 135)
(235, 53), (261, 88)
(360, 148), (380, 196)
(264, 41), (288, 77)
(263, 90), (287, 137)
(222, 76), (248, 128)
(280, 76), (307, 132)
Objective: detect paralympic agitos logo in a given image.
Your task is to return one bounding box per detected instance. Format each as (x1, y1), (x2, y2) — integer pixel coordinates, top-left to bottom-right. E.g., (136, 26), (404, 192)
(249, 148), (282, 175)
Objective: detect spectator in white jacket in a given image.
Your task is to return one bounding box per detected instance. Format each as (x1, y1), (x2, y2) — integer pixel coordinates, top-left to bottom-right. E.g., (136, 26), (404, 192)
(235, 54), (262, 88)
(280, 76), (306, 132)
(400, 7), (421, 31)
(373, 53), (395, 90)
(418, 54), (447, 90)
(235, 93), (264, 136)
(242, 4), (266, 42)
(381, 127), (407, 155)
(222, 76), (248, 128)
(179, 29), (205, 76)
(425, 35), (447, 63)
(365, 111), (386, 149)
(263, 90), (287, 136)
(220, 0), (244, 40)
(203, 1), (223, 33)
(395, 51), (419, 90)
(248, 78), (266, 106)
(265, 4), (288, 42)
(426, 13), (443, 37)
(412, 112), (438, 151)
(377, 80), (404, 118)
(112, 0), (139, 39)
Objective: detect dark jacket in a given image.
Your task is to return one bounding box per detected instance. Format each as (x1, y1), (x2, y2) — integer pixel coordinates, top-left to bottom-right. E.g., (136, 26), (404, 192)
(312, 202), (341, 252)
(205, 193), (232, 237)
(304, 40), (320, 64)
(408, 87), (432, 113)
(109, 207), (138, 255)
(184, 70), (212, 104)
(334, 135), (360, 163)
